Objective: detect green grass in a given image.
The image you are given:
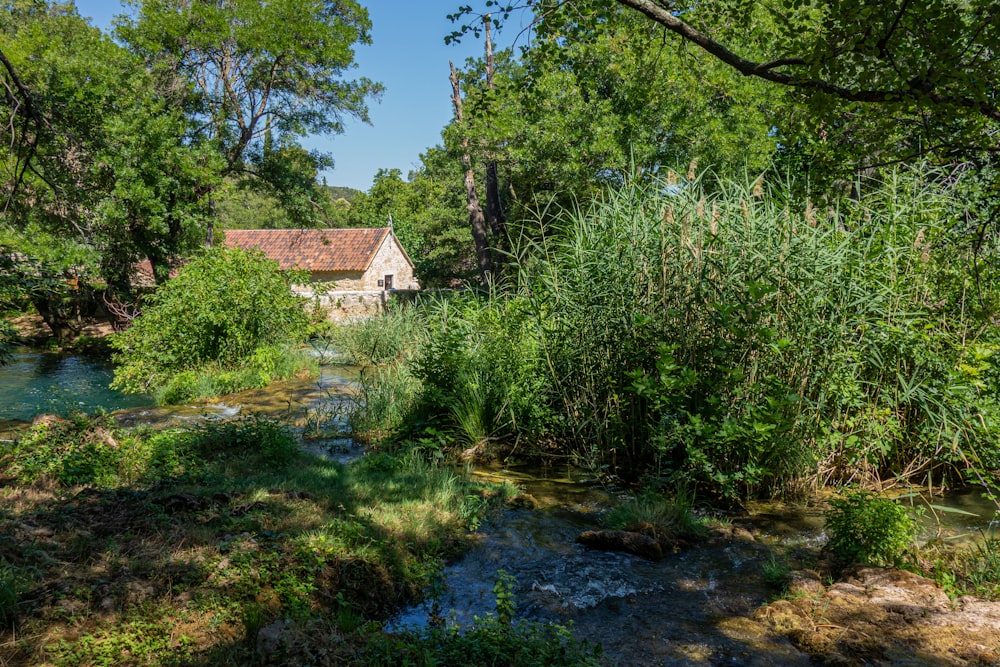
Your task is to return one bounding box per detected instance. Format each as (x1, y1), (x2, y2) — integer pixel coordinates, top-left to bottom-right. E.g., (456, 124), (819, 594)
(603, 487), (709, 539)
(152, 345), (319, 405)
(0, 414), (530, 666)
(931, 533), (1000, 600)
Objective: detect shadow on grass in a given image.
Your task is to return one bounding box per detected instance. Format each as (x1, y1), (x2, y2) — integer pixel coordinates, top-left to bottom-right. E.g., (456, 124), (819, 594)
(0, 444), (482, 666)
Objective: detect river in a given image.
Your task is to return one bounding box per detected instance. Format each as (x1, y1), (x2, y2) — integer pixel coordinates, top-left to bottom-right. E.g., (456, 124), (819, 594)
(0, 348), (151, 422)
(388, 464), (1000, 665)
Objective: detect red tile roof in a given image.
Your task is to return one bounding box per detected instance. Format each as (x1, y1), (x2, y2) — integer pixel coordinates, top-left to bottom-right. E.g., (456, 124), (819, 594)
(222, 228), (392, 272)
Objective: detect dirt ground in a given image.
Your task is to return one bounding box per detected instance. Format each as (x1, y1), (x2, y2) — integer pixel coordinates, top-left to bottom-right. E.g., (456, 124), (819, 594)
(8, 313), (115, 343)
(754, 567), (1000, 666)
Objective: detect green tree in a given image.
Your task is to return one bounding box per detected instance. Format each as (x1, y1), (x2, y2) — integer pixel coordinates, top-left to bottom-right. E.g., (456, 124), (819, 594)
(117, 0), (382, 228)
(346, 153), (475, 287)
(0, 227), (101, 343)
(1, 1), (217, 292)
(455, 0), (1000, 189)
(110, 246), (308, 395)
(449, 5), (779, 238)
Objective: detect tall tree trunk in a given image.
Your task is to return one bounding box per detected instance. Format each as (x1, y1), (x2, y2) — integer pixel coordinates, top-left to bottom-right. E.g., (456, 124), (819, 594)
(206, 197), (216, 248)
(483, 16), (507, 250)
(450, 60), (492, 285)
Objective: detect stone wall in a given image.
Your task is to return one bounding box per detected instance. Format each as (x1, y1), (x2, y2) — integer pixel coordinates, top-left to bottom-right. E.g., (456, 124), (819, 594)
(295, 288), (420, 322)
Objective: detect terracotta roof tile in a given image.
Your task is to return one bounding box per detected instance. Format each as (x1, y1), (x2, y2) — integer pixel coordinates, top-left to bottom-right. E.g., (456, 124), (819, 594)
(222, 228), (391, 272)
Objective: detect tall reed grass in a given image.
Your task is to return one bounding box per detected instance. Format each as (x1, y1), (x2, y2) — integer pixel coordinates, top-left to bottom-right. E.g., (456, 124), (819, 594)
(347, 168), (999, 497)
(507, 167), (998, 494)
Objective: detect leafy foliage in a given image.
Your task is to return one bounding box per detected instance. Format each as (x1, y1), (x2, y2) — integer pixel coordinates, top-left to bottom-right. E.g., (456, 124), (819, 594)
(110, 246), (308, 396)
(1, 2), (218, 293)
(457, 0), (1000, 190)
(934, 536), (1000, 600)
(825, 492), (917, 567)
(0, 413), (192, 486)
(181, 413), (300, 469)
(342, 154), (476, 287)
(446, 4), (780, 262)
(117, 0), (381, 226)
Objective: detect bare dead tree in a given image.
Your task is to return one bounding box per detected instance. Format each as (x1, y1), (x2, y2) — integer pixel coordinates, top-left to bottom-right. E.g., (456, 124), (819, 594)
(450, 60), (493, 285)
(483, 15), (507, 252)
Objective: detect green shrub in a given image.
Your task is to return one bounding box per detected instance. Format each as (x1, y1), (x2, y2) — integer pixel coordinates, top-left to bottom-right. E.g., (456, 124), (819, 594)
(0, 414), (197, 487)
(824, 491), (917, 567)
(157, 369), (199, 404)
(0, 320), (16, 365)
(2, 413), (121, 486)
(183, 414), (299, 468)
(111, 246), (309, 395)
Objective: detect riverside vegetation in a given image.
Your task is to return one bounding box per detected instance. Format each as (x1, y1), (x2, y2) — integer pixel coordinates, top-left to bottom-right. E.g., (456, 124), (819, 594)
(332, 169), (1000, 652)
(2, 169), (1000, 664)
(344, 169), (1000, 501)
(4, 1), (1000, 662)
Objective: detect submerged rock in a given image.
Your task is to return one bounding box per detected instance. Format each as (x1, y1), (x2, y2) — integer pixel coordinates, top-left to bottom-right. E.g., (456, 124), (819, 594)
(576, 529), (664, 561)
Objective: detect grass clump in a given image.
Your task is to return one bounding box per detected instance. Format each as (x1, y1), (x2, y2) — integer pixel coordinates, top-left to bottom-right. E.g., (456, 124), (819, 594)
(931, 533), (1000, 599)
(760, 553), (793, 593)
(0, 562), (20, 628)
(153, 345), (318, 405)
(604, 487), (708, 539)
(329, 302), (426, 366)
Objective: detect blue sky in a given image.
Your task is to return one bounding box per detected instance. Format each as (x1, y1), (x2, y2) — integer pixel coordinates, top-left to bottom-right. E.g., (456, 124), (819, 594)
(73, 1), (521, 192)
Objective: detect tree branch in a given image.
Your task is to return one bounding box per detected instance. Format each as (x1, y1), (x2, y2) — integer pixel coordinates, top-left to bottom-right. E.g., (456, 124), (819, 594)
(613, 0), (1000, 122)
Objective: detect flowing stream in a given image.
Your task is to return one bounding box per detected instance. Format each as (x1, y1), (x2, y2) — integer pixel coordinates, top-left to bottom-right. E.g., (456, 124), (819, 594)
(0, 349), (361, 455)
(389, 465), (1000, 665)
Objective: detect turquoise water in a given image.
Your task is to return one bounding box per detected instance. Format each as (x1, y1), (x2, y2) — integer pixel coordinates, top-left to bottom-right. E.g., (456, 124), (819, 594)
(0, 349), (152, 422)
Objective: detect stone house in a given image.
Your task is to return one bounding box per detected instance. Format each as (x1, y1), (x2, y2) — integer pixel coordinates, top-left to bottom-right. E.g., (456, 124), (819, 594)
(222, 227), (419, 291)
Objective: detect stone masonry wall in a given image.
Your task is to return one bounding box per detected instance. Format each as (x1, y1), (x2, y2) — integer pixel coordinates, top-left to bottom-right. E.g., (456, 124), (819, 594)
(295, 288), (420, 322)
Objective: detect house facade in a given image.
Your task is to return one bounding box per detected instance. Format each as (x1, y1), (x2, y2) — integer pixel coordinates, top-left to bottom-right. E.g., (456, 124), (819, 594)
(222, 227), (419, 291)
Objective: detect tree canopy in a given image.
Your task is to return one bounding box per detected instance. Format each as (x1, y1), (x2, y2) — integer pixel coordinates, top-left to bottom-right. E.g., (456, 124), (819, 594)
(450, 0), (1000, 191)
(0, 0), (380, 324)
(1, 1), (218, 293)
(117, 0), (381, 226)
